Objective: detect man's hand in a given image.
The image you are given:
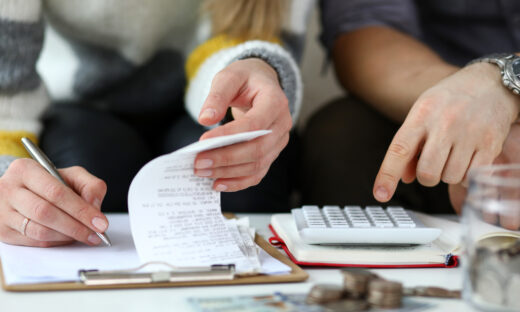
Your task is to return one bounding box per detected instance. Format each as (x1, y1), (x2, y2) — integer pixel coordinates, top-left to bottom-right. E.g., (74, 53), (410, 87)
(0, 160), (108, 247)
(449, 121), (520, 230)
(194, 58), (292, 192)
(374, 62), (520, 202)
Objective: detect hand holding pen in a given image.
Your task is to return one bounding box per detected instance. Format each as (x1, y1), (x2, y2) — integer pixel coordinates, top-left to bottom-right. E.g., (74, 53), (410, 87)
(0, 138), (111, 247)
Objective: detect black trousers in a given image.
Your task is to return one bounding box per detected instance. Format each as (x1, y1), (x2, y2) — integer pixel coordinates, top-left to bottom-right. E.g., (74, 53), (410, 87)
(40, 104), (298, 213)
(301, 97), (453, 214)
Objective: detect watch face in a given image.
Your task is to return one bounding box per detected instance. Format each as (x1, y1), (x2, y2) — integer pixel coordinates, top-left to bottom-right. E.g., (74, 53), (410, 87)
(512, 58), (520, 80)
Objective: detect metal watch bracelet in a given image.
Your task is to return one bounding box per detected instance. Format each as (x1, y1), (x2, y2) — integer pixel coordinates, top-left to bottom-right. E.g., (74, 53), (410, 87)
(467, 53), (520, 95)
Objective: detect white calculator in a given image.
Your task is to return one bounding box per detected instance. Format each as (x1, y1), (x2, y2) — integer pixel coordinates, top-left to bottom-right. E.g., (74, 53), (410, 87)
(291, 205), (442, 245)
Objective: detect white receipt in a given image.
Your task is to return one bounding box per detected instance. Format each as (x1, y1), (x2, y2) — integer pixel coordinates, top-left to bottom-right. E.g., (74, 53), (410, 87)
(128, 130), (271, 273)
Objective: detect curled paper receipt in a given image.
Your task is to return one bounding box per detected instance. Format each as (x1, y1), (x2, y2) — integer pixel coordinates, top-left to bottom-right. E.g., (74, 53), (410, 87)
(128, 130), (271, 274)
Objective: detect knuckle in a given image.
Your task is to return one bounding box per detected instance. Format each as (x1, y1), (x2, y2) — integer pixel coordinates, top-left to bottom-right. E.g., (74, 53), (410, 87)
(8, 158), (31, 176)
(68, 165), (84, 174)
(10, 158), (29, 171)
(74, 204), (92, 221)
(388, 141), (412, 159)
(412, 97), (436, 121)
(33, 201), (54, 221)
(45, 183), (66, 203)
(379, 171), (399, 183)
(216, 152), (232, 167)
(416, 169), (439, 186)
(207, 90), (225, 104)
(91, 178), (107, 195)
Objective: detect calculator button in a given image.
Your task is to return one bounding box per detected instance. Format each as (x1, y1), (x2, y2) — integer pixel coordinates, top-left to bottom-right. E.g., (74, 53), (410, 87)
(397, 223), (416, 228)
(323, 205), (341, 211)
(366, 206), (384, 211)
(387, 206), (405, 211)
(375, 223), (395, 228)
(308, 224), (327, 228)
(302, 205), (320, 212)
(352, 222), (371, 228)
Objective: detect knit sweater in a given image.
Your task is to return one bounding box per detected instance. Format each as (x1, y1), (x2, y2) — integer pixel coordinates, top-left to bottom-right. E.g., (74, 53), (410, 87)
(0, 0), (314, 175)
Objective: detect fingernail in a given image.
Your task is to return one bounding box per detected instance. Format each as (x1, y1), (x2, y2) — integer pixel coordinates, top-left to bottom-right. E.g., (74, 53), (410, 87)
(92, 217), (108, 232)
(199, 108), (216, 120)
(93, 198), (102, 209)
(375, 187), (389, 201)
(195, 159), (213, 169)
(195, 169), (213, 177)
(88, 234), (102, 245)
(215, 184), (228, 192)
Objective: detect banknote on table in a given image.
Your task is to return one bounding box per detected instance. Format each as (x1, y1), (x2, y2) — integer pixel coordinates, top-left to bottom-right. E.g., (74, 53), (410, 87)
(188, 293), (321, 312)
(187, 292), (431, 312)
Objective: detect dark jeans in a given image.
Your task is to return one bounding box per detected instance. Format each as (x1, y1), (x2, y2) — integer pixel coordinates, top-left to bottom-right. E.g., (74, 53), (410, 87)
(40, 104), (297, 213)
(301, 97), (453, 214)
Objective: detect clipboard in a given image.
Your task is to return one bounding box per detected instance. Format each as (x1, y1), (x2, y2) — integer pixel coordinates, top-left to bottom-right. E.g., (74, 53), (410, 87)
(0, 216), (308, 292)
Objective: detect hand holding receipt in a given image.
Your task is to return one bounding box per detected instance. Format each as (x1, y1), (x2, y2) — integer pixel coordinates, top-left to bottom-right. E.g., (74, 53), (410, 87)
(0, 138), (111, 247)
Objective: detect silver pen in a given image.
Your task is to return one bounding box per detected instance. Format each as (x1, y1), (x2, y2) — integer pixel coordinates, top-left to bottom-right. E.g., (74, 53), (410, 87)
(21, 137), (112, 246)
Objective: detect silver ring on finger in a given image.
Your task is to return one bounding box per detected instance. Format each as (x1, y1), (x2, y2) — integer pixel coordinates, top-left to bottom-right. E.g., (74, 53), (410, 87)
(20, 217), (30, 236)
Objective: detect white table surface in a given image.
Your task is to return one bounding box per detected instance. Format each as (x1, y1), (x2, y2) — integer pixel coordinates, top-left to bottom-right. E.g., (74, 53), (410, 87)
(0, 213), (478, 312)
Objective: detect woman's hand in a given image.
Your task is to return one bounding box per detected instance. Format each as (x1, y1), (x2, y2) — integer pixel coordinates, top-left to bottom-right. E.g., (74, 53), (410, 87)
(373, 62), (520, 203)
(194, 58), (292, 192)
(0, 159), (108, 247)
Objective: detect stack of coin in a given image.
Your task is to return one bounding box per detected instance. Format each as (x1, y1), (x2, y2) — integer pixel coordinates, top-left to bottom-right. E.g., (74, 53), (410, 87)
(367, 279), (403, 309)
(306, 284), (344, 305)
(341, 268), (378, 299)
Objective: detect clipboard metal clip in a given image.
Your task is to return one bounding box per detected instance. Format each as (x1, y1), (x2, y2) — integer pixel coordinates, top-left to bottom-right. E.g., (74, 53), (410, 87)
(79, 261), (235, 286)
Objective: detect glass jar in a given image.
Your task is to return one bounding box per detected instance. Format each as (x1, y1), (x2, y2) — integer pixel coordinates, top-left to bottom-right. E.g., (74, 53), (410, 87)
(462, 164), (520, 311)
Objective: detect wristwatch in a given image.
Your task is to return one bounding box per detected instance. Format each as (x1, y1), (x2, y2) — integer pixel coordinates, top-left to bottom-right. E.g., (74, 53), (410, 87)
(468, 53), (520, 95)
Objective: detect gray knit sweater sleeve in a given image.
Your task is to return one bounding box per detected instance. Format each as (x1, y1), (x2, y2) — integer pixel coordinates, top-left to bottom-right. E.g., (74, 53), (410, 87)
(0, 0), (49, 176)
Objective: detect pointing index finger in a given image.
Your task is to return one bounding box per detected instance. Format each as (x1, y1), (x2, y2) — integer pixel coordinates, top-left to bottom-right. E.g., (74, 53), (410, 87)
(374, 126), (425, 202)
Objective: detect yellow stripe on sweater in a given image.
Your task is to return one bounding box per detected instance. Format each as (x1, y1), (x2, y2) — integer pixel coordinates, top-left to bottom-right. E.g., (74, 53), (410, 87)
(0, 131), (38, 158)
(186, 34), (280, 82)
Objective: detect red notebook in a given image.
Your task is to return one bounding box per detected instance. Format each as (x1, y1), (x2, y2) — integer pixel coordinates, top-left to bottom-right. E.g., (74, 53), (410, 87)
(269, 213), (459, 268)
